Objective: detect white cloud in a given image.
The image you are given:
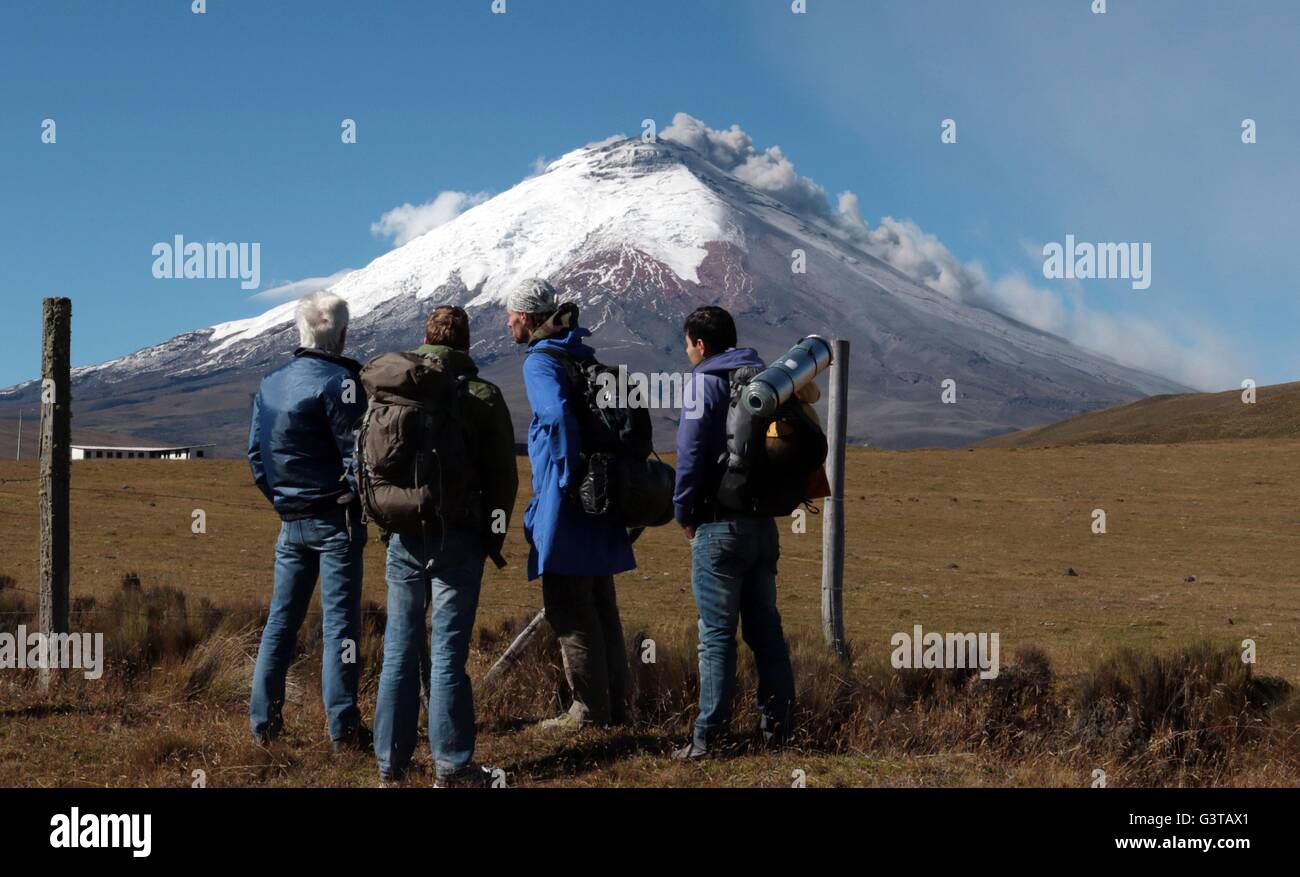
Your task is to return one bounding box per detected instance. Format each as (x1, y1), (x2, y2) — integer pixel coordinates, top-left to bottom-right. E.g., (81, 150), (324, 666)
(251, 269), (354, 302)
(858, 222), (1242, 389)
(860, 216), (987, 304)
(370, 191), (489, 248)
(663, 112), (1237, 390)
(981, 272), (1241, 390)
(985, 272), (1071, 336)
(662, 113), (832, 219)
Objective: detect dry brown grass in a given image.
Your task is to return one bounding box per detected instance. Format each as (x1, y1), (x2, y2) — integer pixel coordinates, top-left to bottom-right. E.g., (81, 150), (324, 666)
(1, 439), (1298, 786)
(1, 581), (1296, 787)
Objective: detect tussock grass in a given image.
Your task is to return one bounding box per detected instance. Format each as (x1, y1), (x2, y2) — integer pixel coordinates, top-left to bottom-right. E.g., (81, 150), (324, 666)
(170, 624), (259, 706)
(466, 611), (1292, 784)
(1073, 642), (1293, 782)
(132, 731), (206, 771)
(2, 576), (1296, 786)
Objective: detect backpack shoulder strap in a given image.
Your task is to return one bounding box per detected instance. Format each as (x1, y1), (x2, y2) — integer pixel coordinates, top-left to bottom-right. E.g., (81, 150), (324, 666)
(530, 346), (587, 396)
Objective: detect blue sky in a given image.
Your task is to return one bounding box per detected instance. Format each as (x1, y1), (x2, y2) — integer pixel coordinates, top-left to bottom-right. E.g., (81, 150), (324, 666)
(1, 0), (1296, 390)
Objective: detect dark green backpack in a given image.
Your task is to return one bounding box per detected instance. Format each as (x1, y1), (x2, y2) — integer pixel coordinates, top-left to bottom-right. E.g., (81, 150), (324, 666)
(354, 351), (473, 536)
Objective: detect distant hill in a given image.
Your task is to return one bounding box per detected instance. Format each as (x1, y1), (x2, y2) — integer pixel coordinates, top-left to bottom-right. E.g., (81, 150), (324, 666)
(978, 381), (1300, 448)
(0, 421), (153, 461)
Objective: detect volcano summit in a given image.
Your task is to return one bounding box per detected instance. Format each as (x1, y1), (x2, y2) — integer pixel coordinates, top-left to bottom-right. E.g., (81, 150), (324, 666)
(0, 116), (1188, 454)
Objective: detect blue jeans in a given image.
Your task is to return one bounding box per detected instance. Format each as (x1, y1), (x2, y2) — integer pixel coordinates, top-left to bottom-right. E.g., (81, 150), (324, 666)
(374, 529), (485, 781)
(250, 509), (366, 742)
(690, 515), (795, 749)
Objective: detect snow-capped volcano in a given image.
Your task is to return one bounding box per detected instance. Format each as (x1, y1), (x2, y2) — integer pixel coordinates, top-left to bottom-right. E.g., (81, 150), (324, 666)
(210, 137), (743, 353)
(0, 125), (1189, 454)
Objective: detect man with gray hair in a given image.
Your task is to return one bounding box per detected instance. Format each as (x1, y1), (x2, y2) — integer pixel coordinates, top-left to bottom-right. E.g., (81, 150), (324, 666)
(248, 290), (371, 752)
(506, 278), (636, 730)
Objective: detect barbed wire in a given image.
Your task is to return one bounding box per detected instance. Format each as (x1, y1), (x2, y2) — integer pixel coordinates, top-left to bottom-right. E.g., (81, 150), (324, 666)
(0, 484), (269, 512)
(0, 583), (543, 620)
(0, 482), (742, 626)
(0, 607), (541, 618)
(68, 485), (269, 511)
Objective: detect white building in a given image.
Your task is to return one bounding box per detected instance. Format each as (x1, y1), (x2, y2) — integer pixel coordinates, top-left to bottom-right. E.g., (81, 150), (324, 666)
(72, 444), (214, 461)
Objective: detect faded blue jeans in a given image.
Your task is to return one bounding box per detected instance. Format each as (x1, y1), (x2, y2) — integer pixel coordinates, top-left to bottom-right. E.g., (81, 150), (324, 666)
(250, 508), (366, 743)
(690, 515), (795, 749)
(374, 528), (485, 781)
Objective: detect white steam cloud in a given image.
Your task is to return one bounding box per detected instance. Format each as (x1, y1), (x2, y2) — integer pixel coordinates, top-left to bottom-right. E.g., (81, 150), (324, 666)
(662, 112), (1233, 389)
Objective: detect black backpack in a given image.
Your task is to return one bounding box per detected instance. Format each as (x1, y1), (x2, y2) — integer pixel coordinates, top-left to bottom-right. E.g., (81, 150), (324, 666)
(354, 351), (475, 537)
(716, 366), (828, 517)
(530, 347), (674, 529)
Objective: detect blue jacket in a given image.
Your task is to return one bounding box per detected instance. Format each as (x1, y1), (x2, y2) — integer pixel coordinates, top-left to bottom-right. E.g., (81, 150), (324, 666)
(248, 348), (367, 520)
(673, 346), (767, 527)
(522, 327), (636, 580)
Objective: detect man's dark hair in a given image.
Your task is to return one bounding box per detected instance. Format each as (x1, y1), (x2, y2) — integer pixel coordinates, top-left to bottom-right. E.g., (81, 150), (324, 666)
(425, 305), (470, 350)
(684, 306), (737, 356)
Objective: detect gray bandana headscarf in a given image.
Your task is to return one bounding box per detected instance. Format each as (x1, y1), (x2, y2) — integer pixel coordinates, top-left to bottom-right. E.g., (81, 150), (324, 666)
(507, 277), (557, 315)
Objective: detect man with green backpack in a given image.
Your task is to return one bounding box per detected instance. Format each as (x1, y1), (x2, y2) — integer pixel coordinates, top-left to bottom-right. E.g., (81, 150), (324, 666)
(359, 305), (517, 787)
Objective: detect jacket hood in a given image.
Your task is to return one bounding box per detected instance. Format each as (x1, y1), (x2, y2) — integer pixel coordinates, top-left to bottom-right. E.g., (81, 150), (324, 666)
(694, 346), (766, 376)
(529, 302), (595, 359)
(528, 301), (578, 343)
(417, 344), (479, 377)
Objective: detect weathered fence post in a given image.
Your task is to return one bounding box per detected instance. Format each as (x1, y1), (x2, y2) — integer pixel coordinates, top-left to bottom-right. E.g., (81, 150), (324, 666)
(821, 339), (849, 662)
(39, 297), (71, 692)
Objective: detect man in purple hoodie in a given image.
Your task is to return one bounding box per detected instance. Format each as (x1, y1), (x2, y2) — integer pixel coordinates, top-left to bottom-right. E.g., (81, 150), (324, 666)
(672, 305), (796, 759)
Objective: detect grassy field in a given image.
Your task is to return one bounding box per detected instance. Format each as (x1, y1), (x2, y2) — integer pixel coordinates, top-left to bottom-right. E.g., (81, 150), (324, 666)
(2, 441), (1299, 787)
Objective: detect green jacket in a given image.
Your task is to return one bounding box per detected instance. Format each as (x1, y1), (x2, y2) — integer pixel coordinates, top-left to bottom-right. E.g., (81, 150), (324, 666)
(414, 344), (519, 565)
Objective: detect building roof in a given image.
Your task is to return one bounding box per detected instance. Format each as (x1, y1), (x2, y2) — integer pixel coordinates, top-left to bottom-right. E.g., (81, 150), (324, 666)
(72, 443), (215, 452)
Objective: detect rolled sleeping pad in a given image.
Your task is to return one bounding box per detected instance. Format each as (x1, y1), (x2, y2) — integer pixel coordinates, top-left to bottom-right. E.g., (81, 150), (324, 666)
(743, 335), (834, 418)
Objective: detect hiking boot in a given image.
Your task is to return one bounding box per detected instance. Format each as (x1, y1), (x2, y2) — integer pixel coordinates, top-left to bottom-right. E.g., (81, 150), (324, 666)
(331, 724), (373, 755)
(672, 741), (710, 761)
(536, 712), (583, 733)
(434, 764), (497, 788)
(252, 719), (283, 746)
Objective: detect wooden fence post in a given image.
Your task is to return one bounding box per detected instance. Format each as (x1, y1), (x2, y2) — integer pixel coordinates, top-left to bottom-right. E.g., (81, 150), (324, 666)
(821, 339), (849, 662)
(39, 297), (71, 692)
